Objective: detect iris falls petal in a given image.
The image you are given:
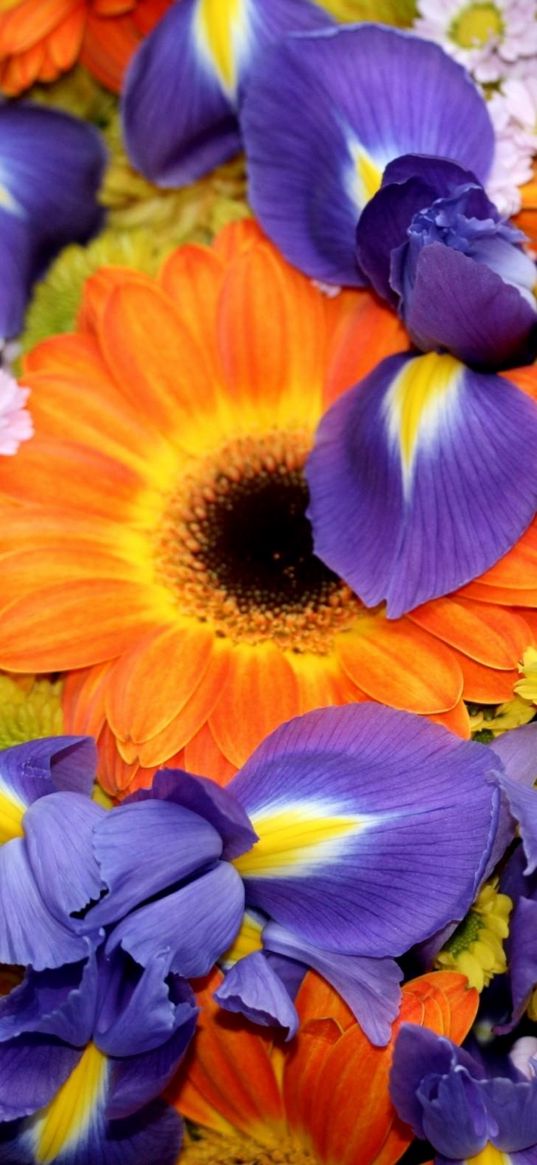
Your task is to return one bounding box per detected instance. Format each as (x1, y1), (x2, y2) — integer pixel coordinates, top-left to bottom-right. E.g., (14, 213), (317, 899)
(229, 704), (499, 957)
(307, 352), (537, 617)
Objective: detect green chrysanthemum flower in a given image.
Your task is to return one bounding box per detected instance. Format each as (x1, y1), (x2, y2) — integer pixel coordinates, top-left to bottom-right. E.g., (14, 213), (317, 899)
(0, 675), (63, 748)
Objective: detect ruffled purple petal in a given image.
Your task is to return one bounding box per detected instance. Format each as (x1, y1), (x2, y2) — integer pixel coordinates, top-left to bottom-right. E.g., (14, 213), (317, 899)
(390, 1026), (466, 1137)
(242, 24), (494, 283)
(230, 704), (498, 957)
(0, 952), (97, 1046)
(0, 1035), (80, 1121)
(95, 952), (196, 1059)
(496, 777), (537, 875)
(24, 792), (104, 921)
(0, 737), (96, 809)
(507, 897), (537, 1030)
(130, 769), (256, 860)
(0, 839), (92, 970)
(482, 1077), (537, 1153)
(214, 950), (299, 1039)
(4, 1100), (183, 1165)
(307, 352), (537, 617)
(107, 862), (245, 977)
(88, 800), (223, 928)
(263, 921), (402, 1046)
(403, 243), (537, 367)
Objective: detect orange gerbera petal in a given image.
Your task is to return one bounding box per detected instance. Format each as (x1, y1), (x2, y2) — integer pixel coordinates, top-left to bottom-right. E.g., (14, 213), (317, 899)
(216, 241), (326, 428)
(429, 700), (471, 738)
(47, 1), (85, 68)
(0, 0), (75, 55)
(462, 519), (537, 595)
(408, 596), (532, 669)
(159, 244), (226, 353)
(209, 642), (301, 768)
(0, 438), (143, 518)
(183, 722), (237, 786)
(289, 650), (368, 716)
(323, 291), (410, 408)
(0, 580), (160, 671)
(454, 654), (519, 704)
(336, 616), (463, 713)
(81, 0), (171, 90)
(63, 662), (111, 739)
(170, 971), (284, 1141)
(105, 623), (215, 745)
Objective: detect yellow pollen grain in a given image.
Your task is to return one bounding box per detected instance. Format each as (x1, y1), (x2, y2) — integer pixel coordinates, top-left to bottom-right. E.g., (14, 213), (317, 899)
(32, 1043), (108, 1165)
(234, 808), (360, 877)
(153, 431), (359, 654)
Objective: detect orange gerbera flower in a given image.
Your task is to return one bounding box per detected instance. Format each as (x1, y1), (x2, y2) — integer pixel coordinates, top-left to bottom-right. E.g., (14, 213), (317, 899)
(0, 0), (171, 94)
(169, 969), (477, 1165)
(0, 219), (535, 798)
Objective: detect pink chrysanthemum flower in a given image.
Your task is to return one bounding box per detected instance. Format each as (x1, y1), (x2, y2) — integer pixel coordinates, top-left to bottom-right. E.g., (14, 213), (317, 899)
(487, 69), (537, 214)
(0, 368), (33, 455)
(414, 0), (537, 83)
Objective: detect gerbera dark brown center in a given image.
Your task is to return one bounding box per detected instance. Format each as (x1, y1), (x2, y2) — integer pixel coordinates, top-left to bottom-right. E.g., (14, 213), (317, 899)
(156, 432), (360, 651)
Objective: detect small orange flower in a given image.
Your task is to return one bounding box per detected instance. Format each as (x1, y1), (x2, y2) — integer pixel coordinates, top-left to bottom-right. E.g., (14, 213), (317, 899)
(169, 969), (478, 1165)
(514, 159), (537, 251)
(0, 220), (535, 798)
(0, 0), (171, 94)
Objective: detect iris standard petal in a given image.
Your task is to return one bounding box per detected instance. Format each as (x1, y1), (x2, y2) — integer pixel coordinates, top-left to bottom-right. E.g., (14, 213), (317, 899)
(0, 736), (96, 811)
(123, 0), (330, 186)
(263, 920), (402, 1046)
(0, 839), (91, 970)
(214, 950), (299, 1039)
(306, 351), (537, 617)
(241, 23), (494, 283)
(231, 704), (498, 957)
(24, 792), (104, 921)
(88, 800), (224, 928)
(402, 243), (537, 368)
(95, 952), (196, 1059)
(131, 769), (257, 860)
(108, 861), (245, 977)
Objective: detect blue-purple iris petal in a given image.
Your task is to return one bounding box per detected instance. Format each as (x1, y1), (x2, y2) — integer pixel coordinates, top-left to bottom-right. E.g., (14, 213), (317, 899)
(401, 243), (537, 368)
(88, 799), (223, 928)
(390, 1026), (481, 1139)
(241, 23), (494, 284)
(95, 951), (196, 1059)
(262, 921), (402, 1046)
(231, 704), (498, 957)
(130, 769), (257, 861)
(24, 793), (104, 922)
(0, 736), (95, 808)
(7, 1100), (184, 1165)
(123, 0), (331, 187)
(420, 1068), (493, 1158)
(0, 839), (91, 970)
(482, 1077), (537, 1152)
(306, 352), (537, 617)
(107, 861), (245, 977)
(507, 896), (537, 1029)
(0, 1035), (81, 1122)
(490, 724), (537, 789)
(496, 777), (537, 875)
(214, 950), (299, 1040)
(0, 105), (105, 337)
(0, 952), (97, 1046)
(106, 986), (197, 1120)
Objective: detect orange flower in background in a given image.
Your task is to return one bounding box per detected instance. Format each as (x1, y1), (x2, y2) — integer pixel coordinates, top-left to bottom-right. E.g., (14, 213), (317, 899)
(0, 219), (535, 798)
(514, 160), (537, 251)
(169, 969), (478, 1165)
(0, 0), (171, 94)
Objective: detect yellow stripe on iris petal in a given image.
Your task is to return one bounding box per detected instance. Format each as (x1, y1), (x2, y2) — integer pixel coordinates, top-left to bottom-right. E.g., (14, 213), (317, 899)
(347, 141), (383, 210)
(464, 1144), (512, 1164)
(32, 1043), (108, 1165)
(221, 910), (264, 967)
(194, 0), (249, 94)
(0, 781), (25, 844)
(384, 352), (463, 497)
(234, 803), (363, 879)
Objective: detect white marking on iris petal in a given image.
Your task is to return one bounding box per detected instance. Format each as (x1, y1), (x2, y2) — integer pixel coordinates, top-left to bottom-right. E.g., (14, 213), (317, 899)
(383, 353), (463, 499)
(193, 0), (252, 98)
(234, 797), (379, 879)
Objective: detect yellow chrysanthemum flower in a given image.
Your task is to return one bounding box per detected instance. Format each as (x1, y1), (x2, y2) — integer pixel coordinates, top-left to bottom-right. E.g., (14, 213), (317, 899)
(469, 695), (536, 739)
(318, 0), (416, 24)
(436, 881), (512, 992)
(0, 674), (63, 748)
(515, 645), (537, 703)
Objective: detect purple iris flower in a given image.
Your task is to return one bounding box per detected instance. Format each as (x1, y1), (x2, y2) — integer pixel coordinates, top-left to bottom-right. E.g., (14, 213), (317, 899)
(355, 155), (537, 369)
(122, 0), (332, 187)
(81, 704), (500, 1046)
(0, 104), (106, 339)
(240, 24), (495, 286)
(0, 737), (105, 970)
(0, 945), (196, 1164)
(390, 1024), (537, 1163)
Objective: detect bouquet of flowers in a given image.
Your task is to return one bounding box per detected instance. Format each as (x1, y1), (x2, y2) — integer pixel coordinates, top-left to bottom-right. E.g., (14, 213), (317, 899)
(0, 1), (536, 1162)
